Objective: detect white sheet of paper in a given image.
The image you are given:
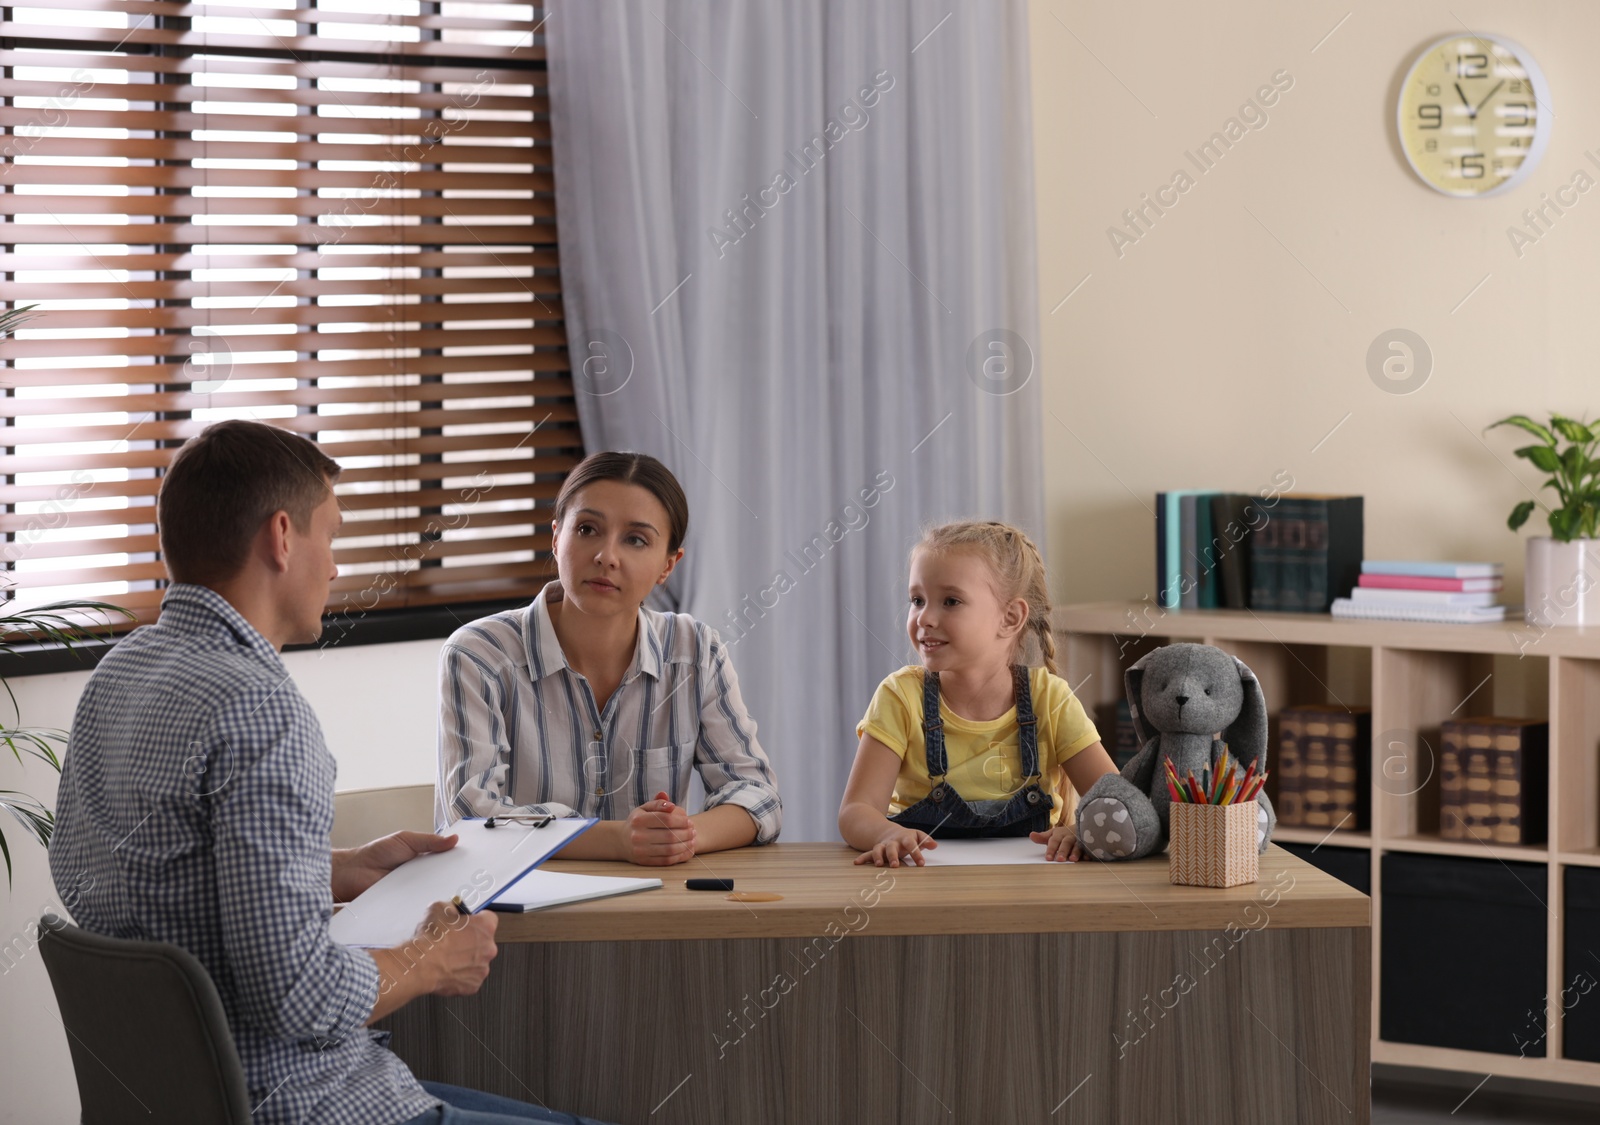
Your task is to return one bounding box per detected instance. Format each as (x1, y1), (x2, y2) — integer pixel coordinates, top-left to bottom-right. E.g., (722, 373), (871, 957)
(914, 837), (1057, 866)
(330, 816), (594, 948)
(488, 869), (662, 913)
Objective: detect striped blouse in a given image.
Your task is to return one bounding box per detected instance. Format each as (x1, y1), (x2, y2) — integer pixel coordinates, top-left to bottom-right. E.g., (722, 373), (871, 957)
(435, 581), (782, 843)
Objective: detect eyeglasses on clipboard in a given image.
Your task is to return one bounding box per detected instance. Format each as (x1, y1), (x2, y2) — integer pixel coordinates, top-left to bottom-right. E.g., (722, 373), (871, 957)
(483, 813), (555, 829)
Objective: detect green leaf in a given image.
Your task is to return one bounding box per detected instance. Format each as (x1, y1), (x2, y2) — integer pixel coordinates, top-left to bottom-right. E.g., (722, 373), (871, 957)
(1509, 499), (1537, 531)
(1517, 444), (1563, 472)
(1489, 415), (1558, 445)
(1543, 477), (1563, 492)
(1580, 503), (1599, 540)
(1564, 445), (1588, 478)
(0, 728), (65, 770)
(0, 789), (55, 888)
(0, 304), (38, 341)
(1551, 415), (1595, 444)
(1550, 506), (1578, 541)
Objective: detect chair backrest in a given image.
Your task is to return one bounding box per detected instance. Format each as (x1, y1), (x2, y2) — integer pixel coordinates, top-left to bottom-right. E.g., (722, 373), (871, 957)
(332, 783), (436, 849)
(38, 916), (252, 1125)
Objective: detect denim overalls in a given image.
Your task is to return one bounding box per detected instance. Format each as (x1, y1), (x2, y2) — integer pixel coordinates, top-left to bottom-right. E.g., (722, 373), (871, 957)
(888, 665), (1055, 839)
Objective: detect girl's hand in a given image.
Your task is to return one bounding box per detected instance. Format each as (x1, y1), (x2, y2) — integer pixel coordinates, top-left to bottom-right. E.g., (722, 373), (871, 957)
(854, 828), (937, 868)
(1030, 823), (1081, 862)
(624, 791), (697, 866)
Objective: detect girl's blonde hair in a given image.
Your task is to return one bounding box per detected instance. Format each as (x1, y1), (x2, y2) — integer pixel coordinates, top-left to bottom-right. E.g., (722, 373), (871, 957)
(912, 520), (1057, 675)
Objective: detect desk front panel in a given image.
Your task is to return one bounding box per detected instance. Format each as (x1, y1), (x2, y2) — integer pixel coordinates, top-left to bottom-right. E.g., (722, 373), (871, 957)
(386, 846), (1370, 1124)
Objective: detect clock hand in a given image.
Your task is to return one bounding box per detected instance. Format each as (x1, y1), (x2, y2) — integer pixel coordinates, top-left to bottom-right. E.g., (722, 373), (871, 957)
(1454, 82), (1474, 117)
(1473, 79), (1505, 119)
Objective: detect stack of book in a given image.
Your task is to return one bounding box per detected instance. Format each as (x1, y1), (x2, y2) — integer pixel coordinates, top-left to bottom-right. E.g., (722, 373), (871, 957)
(1275, 704), (1371, 831)
(1439, 717), (1548, 845)
(1331, 561), (1508, 624)
(1154, 491), (1363, 613)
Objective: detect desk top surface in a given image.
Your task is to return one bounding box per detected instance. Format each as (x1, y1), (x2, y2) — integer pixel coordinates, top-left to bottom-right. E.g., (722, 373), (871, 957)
(495, 842), (1368, 943)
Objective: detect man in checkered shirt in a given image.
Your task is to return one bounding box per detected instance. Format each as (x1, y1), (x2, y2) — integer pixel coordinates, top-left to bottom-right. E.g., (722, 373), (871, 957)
(50, 421), (610, 1124)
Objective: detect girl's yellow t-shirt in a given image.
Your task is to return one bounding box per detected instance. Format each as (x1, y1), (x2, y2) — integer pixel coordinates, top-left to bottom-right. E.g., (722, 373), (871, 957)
(855, 665), (1101, 826)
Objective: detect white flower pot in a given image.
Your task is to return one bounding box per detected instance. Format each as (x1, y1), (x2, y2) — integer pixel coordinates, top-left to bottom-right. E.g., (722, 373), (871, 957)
(1524, 536), (1600, 627)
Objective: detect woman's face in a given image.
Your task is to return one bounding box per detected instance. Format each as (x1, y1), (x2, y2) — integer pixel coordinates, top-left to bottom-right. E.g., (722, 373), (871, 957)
(552, 480), (681, 618)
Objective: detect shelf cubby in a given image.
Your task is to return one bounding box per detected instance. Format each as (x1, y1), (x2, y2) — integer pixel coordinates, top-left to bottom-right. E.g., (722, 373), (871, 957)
(1055, 601), (1600, 1088)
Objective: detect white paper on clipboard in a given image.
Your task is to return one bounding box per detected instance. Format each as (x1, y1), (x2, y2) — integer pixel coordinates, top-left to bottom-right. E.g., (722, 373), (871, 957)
(329, 816), (595, 948)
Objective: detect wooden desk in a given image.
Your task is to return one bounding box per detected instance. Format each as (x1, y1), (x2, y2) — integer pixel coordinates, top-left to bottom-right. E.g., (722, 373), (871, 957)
(383, 843), (1370, 1124)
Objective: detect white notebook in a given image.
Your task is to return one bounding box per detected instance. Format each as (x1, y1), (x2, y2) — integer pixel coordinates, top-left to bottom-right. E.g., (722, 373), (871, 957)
(1331, 597), (1509, 624)
(915, 837), (1056, 866)
(330, 816), (595, 948)
(487, 869), (663, 913)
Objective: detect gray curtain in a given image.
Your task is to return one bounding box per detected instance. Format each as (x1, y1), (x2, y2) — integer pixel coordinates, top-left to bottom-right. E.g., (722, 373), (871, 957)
(548, 0), (1044, 842)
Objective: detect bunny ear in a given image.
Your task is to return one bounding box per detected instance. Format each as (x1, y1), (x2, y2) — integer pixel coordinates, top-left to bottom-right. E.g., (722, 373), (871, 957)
(1124, 648), (1157, 747)
(1223, 655), (1268, 767)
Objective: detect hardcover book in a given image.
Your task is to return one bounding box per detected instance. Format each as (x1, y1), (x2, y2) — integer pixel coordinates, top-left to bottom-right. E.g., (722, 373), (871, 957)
(1440, 717), (1548, 846)
(1277, 704), (1371, 831)
(1209, 493), (1255, 610)
(1274, 495), (1364, 613)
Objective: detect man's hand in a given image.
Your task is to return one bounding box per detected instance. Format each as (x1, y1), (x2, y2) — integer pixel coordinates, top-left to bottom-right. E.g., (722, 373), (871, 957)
(333, 830), (458, 903)
(369, 899), (498, 1023)
(413, 900), (499, 997)
(623, 792), (697, 865)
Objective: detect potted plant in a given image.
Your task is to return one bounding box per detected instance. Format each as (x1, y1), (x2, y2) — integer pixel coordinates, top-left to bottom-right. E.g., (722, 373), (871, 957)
(1488, 412), (1600, 627)
(0, 302), (134, 888)
(0, 600), (132, 887)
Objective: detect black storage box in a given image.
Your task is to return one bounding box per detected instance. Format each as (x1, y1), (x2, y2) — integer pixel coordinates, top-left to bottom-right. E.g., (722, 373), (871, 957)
(1278, 842), (1370, 896)
(1564, 867), (1600, 1062)
(1380, 853), (1547, 1056)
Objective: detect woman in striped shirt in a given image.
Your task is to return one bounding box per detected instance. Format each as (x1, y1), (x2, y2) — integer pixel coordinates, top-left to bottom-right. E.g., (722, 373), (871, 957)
(436, 452), (782, 864)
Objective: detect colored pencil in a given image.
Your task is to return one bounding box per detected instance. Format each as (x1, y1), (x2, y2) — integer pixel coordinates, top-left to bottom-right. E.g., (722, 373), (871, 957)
(1164, 760), (1184, 803)
(1238, 759), (1258, 800)
(1164, 760), (1186, 802)
(1218, 771), (1238, 806)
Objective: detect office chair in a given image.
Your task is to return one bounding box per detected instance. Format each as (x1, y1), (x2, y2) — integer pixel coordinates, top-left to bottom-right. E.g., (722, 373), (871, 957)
(38, 916), (252, 1124)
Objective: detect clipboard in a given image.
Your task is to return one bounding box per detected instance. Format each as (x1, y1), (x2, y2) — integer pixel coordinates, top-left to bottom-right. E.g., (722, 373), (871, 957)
(329, 815), (596, 948)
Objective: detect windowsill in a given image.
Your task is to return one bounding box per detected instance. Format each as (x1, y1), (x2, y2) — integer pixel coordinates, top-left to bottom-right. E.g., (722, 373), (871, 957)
(0, 598), (531, 679)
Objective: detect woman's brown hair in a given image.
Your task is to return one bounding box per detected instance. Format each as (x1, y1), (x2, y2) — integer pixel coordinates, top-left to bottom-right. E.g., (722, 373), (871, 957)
(912, 520), (1057, 674)
(554, 452), (689, 553)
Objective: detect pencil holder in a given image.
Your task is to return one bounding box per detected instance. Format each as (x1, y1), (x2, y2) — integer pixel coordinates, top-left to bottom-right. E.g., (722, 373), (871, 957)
(1168, 800), (1260, 888)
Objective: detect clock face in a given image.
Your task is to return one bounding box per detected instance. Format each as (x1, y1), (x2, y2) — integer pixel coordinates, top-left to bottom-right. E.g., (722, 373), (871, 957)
(1398, 34), (1552, 198)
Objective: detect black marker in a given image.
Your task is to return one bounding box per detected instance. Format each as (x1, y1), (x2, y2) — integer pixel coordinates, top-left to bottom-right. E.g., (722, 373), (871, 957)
(686, 878), (734, 892)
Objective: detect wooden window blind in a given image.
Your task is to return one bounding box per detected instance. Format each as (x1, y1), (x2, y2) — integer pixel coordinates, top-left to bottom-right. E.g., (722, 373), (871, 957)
(0, 0), (580, 627)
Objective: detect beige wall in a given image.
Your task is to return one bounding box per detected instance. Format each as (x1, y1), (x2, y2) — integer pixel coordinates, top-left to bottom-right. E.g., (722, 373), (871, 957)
(1031, 0), (1597, 607)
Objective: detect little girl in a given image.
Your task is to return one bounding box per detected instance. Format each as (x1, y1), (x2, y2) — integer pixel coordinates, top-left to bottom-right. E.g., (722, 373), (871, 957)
(839, 521), (1119, 867)
(436, 451), (782, 865)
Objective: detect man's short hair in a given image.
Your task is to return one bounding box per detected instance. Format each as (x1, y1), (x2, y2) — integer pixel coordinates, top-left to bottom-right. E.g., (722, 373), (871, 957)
(158, 421), (341, 586)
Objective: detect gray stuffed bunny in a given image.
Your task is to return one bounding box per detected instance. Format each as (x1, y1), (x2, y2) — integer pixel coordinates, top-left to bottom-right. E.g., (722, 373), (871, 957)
(1075, 643), (1275, 860)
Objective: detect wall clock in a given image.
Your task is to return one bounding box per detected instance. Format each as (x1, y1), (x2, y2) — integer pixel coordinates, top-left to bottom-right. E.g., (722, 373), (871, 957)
(1397, 34), (1551, 197)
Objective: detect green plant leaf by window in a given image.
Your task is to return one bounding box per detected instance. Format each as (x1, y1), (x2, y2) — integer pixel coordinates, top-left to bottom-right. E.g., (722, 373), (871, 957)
(0, 598), (134, 889)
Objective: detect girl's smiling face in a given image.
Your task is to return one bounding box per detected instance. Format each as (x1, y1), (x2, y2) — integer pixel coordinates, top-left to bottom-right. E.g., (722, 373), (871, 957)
(906, 547), (1026, 671)
(552, 480), (682, 616)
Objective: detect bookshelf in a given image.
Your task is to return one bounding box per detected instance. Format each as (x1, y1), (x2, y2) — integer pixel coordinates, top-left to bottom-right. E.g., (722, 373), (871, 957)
(1055, 601), (1600, 1085)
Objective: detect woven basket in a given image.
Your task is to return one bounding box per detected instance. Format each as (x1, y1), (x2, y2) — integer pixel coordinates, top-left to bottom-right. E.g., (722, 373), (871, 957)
(1168, 800), (1260, 888)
